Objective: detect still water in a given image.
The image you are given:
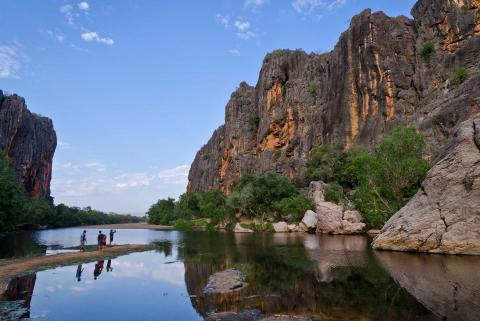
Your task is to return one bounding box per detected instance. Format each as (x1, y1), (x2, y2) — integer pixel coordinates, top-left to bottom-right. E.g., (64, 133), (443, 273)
(1, 229), (479, 321)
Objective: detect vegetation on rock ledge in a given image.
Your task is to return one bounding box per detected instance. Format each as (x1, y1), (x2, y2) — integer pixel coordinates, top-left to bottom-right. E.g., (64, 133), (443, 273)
(306, 127), (430, 228)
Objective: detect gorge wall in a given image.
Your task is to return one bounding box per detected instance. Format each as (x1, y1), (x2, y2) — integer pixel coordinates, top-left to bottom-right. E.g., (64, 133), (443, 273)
(188, 0), (480, 193)
(0, 90), (57, 199)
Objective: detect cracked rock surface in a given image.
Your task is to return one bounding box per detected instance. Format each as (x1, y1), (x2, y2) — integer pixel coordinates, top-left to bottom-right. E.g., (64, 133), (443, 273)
(373, 115), (480, 255)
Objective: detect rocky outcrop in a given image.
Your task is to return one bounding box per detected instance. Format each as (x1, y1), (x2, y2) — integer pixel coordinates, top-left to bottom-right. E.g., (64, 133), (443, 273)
(301, 181), (366, 234)
(373, 116), (480, 254)
(0, 90), (56, 199)
(189, 0), (480, 193)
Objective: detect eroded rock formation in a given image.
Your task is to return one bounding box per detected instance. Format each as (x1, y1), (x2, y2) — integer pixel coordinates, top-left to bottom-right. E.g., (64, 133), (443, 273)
(188, 0), (480, 194)
(0, 90), (56, 199)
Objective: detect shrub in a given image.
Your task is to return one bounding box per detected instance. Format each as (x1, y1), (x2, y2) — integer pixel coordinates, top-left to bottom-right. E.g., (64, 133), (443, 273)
(147, 198), (176, 225)
(228, 172), (307, 219)
(452, 68), (468, 86)
(324, 182), (343, 204)
(305, 144), (350, 185)
(273, 194), (314, 221)
(249, 114), (260, 135)
(274, 149), (282, 160)
(349, 127), (430, 228)
(203, 154), (210, 161)
(420, 42), (435, 60)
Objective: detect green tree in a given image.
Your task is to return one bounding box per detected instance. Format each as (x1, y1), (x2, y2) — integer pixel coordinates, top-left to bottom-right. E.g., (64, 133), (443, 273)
(148, 198), (176, 225)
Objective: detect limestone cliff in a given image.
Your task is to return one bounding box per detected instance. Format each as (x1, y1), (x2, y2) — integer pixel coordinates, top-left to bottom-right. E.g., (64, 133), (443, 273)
(0, 90), (57, 199)
(188, 0), (480, 193)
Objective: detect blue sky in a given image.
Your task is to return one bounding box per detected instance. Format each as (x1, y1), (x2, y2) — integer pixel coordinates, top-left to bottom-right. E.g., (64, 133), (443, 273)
(0, 0), (417, 214)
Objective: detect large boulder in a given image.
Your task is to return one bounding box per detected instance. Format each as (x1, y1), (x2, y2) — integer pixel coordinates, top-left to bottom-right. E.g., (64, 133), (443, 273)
(233, 223), (254, 233)
(373, 116), (480, 255)
(315, 202), (344, 233)
(301, 210), (318, 232)
(272, 221), (289, 233)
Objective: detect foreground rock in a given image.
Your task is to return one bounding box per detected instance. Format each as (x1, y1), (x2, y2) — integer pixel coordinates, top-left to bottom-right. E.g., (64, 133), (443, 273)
(374, 116), (480, 255)
(0, 90), (57, 199)
(203, 269), (247, 294)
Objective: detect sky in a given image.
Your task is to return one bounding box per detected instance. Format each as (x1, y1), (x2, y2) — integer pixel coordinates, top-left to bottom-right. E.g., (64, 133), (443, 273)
(0, 0), (417, 215)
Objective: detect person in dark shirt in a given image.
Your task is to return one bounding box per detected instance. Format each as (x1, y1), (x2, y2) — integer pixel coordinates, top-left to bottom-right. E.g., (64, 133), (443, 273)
(109, 229), (116, 246)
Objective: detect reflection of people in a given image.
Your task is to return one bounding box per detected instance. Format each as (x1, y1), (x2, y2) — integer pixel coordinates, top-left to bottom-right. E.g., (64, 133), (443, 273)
(106, 259), (113, 272)
(76, 264), (84, 282)
(80, 230), (87, 251)
(109, 229), (116, 246)
(94, 260), (104, 280)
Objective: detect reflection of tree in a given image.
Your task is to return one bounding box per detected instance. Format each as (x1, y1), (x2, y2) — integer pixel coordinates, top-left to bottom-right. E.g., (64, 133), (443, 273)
(0, 231), (46, 259)
(0, 273), (36, 319)
(154, 240), (173, 257)
(180, 232), (439, 320)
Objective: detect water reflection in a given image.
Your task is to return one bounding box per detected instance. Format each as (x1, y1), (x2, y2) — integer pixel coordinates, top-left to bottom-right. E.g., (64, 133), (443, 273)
(376, 251), (480, 321)
(0, 273), (36, 319)
(0, 231), (478, 320)
(76, 264), (84, 282)
(179, 233), (438, 320)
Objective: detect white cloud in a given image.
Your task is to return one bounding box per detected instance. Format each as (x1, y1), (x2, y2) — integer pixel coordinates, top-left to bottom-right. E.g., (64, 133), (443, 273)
(59, 4), (75, 25)
(245, 0), (268, 8)
(234, 20), (250, 32)
(291, 0), (347, 14)
(215, 14), (230, 28)
(78, 2), (90, 11)
(234, 20), (256, 40)
(57, 140), (71, 149)
(228, 49), (240, 55)
(0, 45), (26, 79)
(81, 32), (114, 46)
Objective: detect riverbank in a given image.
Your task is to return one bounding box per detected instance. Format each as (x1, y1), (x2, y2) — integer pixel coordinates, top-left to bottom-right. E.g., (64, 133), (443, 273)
(81, 222), (174, 230)
(0, 243), (156, 288)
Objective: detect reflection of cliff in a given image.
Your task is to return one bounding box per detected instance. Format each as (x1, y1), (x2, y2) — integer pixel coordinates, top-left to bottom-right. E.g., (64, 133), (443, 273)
(182, 233), (438, 320)
(0, 273), (36, 318)
(376, 251), (480, 321)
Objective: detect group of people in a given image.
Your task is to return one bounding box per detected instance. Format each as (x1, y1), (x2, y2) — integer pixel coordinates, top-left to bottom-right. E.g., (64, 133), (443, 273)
(80, 229), (117, 251)
(76, 259), (113, 281)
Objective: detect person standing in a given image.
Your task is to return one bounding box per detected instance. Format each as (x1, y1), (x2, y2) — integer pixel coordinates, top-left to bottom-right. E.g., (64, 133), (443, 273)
(80, 230), (87, 251)
(109, 229), (116, 246)
(97, 231), (103, 251)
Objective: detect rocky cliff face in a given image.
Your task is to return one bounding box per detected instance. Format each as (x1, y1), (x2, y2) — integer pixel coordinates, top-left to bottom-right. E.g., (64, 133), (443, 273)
(0, 90), (57, 199)
(189, 0), (480, 193)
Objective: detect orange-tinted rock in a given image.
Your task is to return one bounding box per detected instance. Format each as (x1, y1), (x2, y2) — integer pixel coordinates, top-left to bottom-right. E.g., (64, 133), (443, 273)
(0, 91), (56, 199)
(189, 0), (480, 193)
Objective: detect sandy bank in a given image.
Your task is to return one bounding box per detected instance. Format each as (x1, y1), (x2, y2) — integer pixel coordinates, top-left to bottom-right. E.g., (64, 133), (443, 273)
(0, 243), (156, 286)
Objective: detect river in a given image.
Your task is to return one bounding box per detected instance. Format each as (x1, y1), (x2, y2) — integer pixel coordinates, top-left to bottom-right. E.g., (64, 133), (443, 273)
(0, 228), (479, 321)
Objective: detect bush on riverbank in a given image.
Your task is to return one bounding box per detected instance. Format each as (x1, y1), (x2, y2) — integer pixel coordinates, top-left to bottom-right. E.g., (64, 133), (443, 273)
(0, 153), (142, 231)
(306, 127), (430, 228)
(147, 172), (313, 227)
